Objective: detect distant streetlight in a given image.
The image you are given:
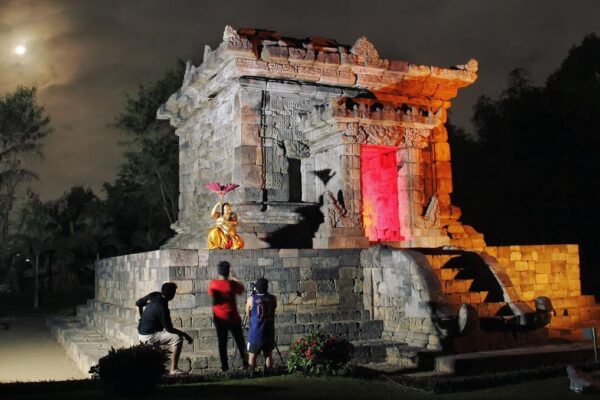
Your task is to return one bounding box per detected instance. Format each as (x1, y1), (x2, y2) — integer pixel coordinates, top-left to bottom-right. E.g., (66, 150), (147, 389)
(15, 45), (26, 55)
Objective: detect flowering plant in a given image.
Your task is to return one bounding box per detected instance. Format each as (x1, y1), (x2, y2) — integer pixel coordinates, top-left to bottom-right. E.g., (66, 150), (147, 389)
(287, 331), (354, 376)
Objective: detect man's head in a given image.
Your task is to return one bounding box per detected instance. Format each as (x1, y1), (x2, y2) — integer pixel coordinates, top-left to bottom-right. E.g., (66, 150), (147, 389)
(255, 278), (269, 294)
(217, 261), (230, 279)
(161, 282), (178, 300)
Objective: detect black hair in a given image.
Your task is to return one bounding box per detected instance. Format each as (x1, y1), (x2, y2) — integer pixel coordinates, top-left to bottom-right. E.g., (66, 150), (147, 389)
(221, 202), (231, 215)
(255, 278), (268, 294)
(161, 282), (177, 300)
(217, 261), (230, 278)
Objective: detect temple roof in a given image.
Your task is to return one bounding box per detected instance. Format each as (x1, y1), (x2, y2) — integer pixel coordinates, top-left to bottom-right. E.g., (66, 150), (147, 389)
(158, 26), (478, 125)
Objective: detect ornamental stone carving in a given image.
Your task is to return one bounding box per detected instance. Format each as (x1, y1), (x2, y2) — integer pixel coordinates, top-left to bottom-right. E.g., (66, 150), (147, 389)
(342, 122), (366, 144)
(403, 128), (430, 148)
(350, 37), (388, 68)
(222, 25), (253, 51)
(324, 190), (348, 228)
(413, 195), (440, 229)
(278, 139), (310, 159)
(362, 125), (403, 147)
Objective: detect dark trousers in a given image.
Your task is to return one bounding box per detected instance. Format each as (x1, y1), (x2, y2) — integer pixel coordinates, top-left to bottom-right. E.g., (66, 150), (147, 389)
(214, 318), (247, 370)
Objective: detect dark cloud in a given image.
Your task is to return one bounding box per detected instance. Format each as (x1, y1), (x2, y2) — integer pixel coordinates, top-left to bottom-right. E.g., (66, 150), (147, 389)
(1, 0), (599, 200)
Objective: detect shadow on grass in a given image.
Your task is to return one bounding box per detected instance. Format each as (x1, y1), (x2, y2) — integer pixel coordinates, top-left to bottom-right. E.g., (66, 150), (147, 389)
(160, 384), (287, 397)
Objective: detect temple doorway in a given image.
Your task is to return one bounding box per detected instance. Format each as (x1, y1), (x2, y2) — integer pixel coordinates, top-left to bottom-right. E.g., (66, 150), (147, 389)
(361, 144), (402, 242)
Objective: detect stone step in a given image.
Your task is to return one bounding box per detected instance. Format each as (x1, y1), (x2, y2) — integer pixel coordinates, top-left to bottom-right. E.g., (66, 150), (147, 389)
(48, 314), (410, 374)
(82, 299), (375, 327)
(47, 316), (121, 377)
(78, 304), (385, 352)
(549, 319), (600, 341)
(435, 267), (463, 281)
(434, 342), (596, 375)
(548, 311), (600, 328)
(445, 292), (490, 306)
(471, 302), (506, 318)
(552, 295), (598, 309)
(439, 279), (474, 294)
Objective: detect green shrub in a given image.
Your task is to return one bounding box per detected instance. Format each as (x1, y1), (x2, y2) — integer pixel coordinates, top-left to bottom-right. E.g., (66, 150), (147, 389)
(89, 343), (168, 396)
(287, 331), (354, 376)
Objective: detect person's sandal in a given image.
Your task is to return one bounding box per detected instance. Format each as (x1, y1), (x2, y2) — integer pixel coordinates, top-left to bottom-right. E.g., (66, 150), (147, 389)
(168, 369), (188, 376)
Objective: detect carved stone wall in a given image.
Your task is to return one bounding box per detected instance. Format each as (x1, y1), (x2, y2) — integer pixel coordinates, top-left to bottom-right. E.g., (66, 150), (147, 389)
(158, 26), (482, 250)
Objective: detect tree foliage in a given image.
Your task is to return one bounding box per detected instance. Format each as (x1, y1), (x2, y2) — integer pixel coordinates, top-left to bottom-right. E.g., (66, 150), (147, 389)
(7, 186), (118, 292)
(450, 34), (600, 296)
(104, 60), (184, 252)
(0, 87), (51, 249)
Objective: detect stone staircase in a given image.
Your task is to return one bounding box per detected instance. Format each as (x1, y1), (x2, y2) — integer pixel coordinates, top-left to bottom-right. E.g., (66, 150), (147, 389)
(48, 298), (423, 376)
(547, 295), (600, 341)
(428, 250), (600, 348)
(432, 256), (510, 320)
(47, 315), (122, 375)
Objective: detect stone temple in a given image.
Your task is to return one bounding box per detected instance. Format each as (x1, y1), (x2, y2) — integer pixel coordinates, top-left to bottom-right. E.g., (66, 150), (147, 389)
(50, 27), (600, 374)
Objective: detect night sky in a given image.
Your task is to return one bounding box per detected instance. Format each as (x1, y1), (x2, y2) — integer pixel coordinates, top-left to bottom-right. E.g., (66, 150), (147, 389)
(1, 0), (599, 201)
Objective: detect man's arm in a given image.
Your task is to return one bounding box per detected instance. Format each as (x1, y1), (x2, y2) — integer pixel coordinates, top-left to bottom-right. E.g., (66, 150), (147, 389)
(160, 304), (193, 344)
(135, 294), (150, 318)
(230, 274), (244, 295)
(245, 296), (253, 321)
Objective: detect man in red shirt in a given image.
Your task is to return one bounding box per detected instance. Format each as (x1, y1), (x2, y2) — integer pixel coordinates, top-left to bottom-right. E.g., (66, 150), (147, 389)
(207, 261), (248, 371)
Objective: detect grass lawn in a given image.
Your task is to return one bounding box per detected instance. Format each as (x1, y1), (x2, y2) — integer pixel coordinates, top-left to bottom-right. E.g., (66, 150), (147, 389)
(0, 373), (595, 400)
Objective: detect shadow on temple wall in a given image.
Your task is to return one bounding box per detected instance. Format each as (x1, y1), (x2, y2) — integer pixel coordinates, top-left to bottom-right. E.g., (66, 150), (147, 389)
(442, 252), (504, 303)
(266, 203), (324, 249)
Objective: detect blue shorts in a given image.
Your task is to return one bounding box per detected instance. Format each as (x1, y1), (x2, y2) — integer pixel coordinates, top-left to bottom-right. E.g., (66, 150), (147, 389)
(247, 341), (274, 355)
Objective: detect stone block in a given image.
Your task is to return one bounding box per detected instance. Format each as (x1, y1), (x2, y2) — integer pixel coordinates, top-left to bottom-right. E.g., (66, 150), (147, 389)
(298, 280), (317, 292)
(279, 249), (299, 258)
(170, 294), (197, 309)
(437, 178), (453, 194)
(172, 280), (194, 294)
(311, 268), (339, 280)
(317, 281), (336, 292)
(234, 145), (258, 165)
(433, 142), (451, 161)
(160, 249), (199, 268)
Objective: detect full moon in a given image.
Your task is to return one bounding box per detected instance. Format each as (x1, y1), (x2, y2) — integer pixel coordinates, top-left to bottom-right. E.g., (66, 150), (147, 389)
(15, 45), (26, 55)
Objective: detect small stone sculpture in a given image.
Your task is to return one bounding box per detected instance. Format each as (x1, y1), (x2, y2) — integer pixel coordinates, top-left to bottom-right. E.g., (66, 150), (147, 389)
(204, 182), (244, 250)
(207, 201), (244, 250)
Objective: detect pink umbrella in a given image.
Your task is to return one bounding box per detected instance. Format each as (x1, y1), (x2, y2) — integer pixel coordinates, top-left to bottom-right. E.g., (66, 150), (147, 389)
(204, 182), (239, 201)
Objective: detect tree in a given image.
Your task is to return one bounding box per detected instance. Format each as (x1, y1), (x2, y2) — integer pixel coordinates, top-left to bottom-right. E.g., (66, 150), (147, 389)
(105, 60), (185, 252)
(450, 34), (600, 298)
(0, 87), (51, 253)
(46, 186), (112, 287)
(13, 191), (54, 307)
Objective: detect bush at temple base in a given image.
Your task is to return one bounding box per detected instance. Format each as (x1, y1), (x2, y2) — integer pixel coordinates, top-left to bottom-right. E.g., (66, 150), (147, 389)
(90, 344), (168, 396)
(287, 331), (354, 376)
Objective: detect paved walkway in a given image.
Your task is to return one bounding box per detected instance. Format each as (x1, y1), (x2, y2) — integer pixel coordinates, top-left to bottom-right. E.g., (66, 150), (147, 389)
(0, 316), (86, 382)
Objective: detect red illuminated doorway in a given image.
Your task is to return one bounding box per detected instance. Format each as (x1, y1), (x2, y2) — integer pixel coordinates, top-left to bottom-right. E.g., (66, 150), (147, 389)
(361, 144), (401, 242)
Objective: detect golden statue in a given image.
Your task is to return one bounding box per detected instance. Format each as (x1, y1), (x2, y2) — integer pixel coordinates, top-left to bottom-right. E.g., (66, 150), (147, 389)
(207, 201), (244, 249)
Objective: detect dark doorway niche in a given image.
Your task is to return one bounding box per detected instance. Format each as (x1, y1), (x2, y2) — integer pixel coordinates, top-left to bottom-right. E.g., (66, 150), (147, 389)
(288, 158), (302, 202)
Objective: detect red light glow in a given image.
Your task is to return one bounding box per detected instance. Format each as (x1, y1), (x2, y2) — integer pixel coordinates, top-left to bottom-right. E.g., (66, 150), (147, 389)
(361, 145), (402, 242)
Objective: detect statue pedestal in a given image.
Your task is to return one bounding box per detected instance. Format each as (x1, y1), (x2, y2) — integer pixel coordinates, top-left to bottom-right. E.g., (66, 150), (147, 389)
(313, 227), (369, 249)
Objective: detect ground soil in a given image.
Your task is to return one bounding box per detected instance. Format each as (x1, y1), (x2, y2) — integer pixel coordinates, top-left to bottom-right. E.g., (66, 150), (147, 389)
(0, 316), (85, 382)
